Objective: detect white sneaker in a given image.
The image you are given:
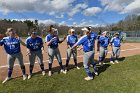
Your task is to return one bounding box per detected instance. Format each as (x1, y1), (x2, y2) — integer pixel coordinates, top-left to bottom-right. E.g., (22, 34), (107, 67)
(99, 62), (103, 66)
(23, 75), (27, 80)
(110, 61), (115, 64)
(94, 72), (98, 76)
(76, 66), (80, 69)
(60, 69), (65, 74)
(2, 77), (12, 84)
(63, 70), (67, 74)
(42, 71), (45, 76)
(28, 75), (32, 79)
(99, 62), (102, 65)
(84, 76), (93, 81)
(115, 60), (119, 63)
(48, 71), (52, 76)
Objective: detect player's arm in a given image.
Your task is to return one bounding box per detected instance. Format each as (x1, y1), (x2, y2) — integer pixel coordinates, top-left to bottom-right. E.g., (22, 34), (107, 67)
(19, 37), (26, 46)
(40, 38), (45, 53)
(58, 35), (66, 43)
(46, 36), (56, 46)
(71, 36), (84, 50)
(0, 34), (4, 46)
(109, 38), (114, 47)
(25, 39), (31, 56)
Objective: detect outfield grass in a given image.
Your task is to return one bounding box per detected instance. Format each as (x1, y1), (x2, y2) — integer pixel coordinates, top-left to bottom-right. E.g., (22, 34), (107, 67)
(0, 55), (140, 93)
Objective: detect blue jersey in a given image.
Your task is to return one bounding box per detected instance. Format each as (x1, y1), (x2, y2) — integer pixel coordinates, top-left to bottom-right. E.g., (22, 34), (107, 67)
(99, 36), (109, 47)
(110, 37), (121, 47)
(90, 32), (97, 40)
(90, 32), (97, 44)
(26, 36), (43, 51)
(45, 34), (59, 49)
(0, 37), (21, 54)
(76, 35), (96, 52)
(67, 35), (78, 47)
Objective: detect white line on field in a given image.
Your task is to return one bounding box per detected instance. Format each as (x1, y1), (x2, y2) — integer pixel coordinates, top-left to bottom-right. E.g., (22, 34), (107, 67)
(0, 48), (140, 69)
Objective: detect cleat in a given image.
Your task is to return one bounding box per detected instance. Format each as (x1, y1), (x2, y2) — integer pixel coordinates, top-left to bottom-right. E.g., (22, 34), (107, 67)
(28, 75), (32, 79)
(94, 72), (98, 76)
(115, 60), (119, 63)
(23, 75), (27, 80)
(110, 61), (115, 64)
(76, 66), (80, 70)
(48, 71), (52, 76)
(2, 77), (12, 84)
(84, 76), (93, 81)
(42, 71), (45, 76)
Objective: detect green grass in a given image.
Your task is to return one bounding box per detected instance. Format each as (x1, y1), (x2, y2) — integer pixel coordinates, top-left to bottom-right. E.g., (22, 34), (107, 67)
(1, 55), (140, 93)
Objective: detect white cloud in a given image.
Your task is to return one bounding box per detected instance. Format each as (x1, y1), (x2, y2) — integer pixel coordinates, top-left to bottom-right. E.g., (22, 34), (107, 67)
(0, 0), (75, 16)
(59, 21), (66, 26)
(68, 18), (73, 21)
(122, 0), (140, 14)
(100, 0), (140, 15)
(38, 19), (56, 26)
(77, 21), (99, 27)
(55, 14), (64, 18)
(68, 4), (88, 17)
(83, 7), (102, 16)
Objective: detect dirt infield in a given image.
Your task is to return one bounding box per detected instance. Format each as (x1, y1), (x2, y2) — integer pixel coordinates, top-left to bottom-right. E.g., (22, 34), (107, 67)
(0, 41), (140, 80)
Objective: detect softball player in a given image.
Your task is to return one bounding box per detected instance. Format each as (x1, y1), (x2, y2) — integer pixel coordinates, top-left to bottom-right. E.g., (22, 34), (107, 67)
(45, 26), (66, 76)
(98, 31), (110, 66)
(71, 27), (97, 81)
(26, 31), (45, 79)
(0, 28), (27, 83)
(64, 28), (80, 74)
(110, 32), (121, 64)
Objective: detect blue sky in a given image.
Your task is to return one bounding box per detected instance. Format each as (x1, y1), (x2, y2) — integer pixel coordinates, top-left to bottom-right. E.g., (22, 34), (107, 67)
(0, 0), (139, 27)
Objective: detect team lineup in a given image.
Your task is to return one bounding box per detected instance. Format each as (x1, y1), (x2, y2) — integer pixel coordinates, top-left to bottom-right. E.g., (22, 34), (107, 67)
(0, 25), (122, 83)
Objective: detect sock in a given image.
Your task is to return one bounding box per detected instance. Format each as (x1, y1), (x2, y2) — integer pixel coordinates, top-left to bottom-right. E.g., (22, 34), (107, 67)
(59, 62), (64, 70)
(29, 65), (34, 75)
(40, 64), (45, 71)
(21, 66), (26, 75)
(99, 56), (103, 62)
(85, 67), (92, 77)
(116, 56), (119, 61)
(8, 68), (13, 78)
(110, 55), (114, 61)
(65, 59), (69, 67)
(91, 63), (97, 73)
(74, 59), (78, 66)
(48, 63), (52, 71)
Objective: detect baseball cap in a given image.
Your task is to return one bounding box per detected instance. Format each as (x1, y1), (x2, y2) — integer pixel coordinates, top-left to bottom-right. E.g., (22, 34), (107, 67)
(115, 32), (119, 35)
(52, 28), (58, 32)
(81, 27), (90, 32)
(70, 29), (75, 32)
(102, 31), (108, 34)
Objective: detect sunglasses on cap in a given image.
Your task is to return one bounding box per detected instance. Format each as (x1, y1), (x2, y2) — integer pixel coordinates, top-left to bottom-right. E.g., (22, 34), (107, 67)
(31, 32), (37, 35)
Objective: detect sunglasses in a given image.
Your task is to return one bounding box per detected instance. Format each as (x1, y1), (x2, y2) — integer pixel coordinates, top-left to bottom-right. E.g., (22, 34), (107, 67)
(31, 32), (37, 35)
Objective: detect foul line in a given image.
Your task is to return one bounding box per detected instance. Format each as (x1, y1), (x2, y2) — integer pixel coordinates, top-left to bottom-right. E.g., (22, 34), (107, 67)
(0, 48), (140, 69)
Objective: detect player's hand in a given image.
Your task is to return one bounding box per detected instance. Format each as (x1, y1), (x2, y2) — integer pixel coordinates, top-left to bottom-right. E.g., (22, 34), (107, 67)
(42, 50), (45, 54)
(63, 36), (66, 40)
(0, 34), (4, 40)
(97, 48), (99, 51)
(70, 48), (73, 53)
